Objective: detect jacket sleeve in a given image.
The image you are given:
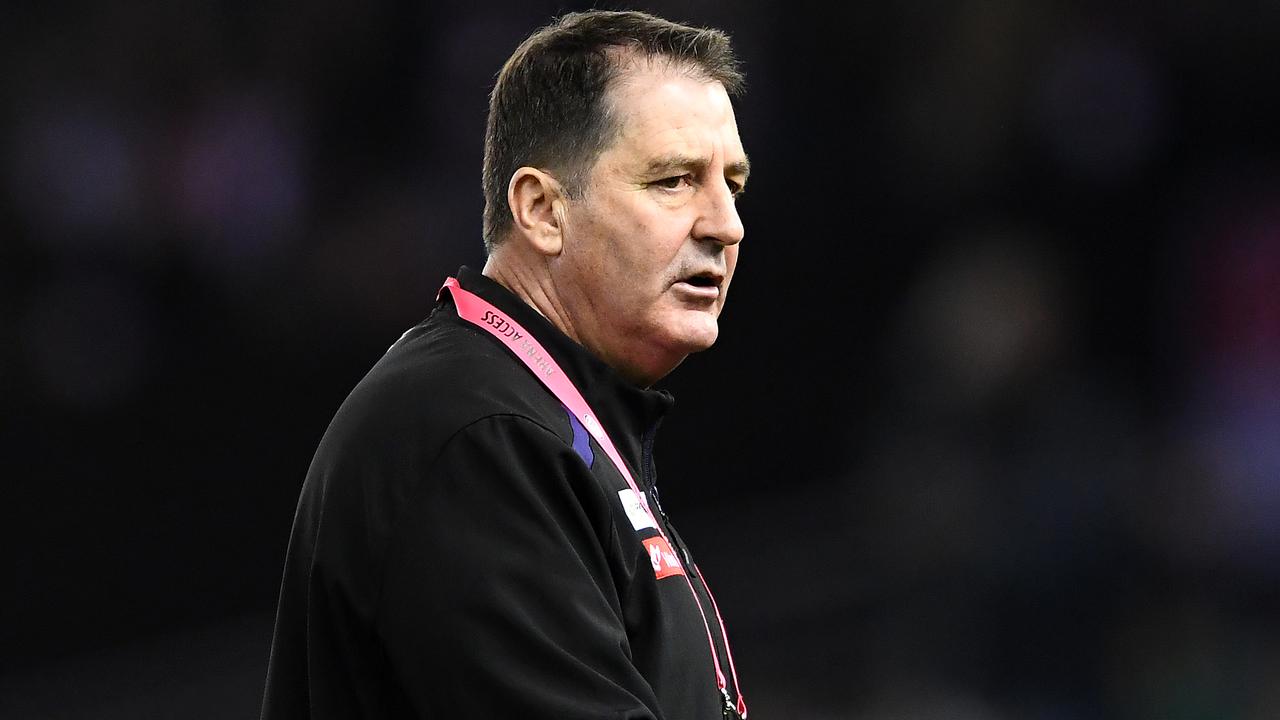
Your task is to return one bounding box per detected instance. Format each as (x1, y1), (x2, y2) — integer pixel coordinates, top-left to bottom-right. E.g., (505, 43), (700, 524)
(373, 414), (662, 719)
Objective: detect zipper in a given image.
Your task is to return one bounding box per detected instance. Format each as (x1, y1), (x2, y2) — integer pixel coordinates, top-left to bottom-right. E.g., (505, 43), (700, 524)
(641, 423), (741, 715)
(640, 423), (695, 571)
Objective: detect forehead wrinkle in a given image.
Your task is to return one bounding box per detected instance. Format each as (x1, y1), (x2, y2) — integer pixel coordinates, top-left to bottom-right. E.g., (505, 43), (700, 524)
(601, 70), (747, 183)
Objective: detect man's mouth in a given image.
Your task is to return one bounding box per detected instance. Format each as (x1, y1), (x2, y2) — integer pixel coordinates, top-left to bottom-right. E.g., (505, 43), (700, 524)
(672, 271), (724, 299)
(683, 273), (719, 288)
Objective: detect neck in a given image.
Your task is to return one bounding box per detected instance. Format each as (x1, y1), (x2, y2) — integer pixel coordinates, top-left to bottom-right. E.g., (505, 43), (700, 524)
(482, 248), (580, 344)
(482, 247), (673, 388)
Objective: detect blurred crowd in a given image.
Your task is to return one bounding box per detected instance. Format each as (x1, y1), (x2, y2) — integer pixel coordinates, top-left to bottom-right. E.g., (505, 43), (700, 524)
(3, 1), (1278, 718)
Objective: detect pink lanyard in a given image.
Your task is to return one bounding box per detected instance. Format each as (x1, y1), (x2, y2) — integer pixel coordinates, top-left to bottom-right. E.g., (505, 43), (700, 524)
(440, 277), (747, 718)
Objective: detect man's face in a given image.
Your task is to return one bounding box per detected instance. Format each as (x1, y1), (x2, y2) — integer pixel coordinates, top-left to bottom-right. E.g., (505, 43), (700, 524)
(552, 62), (749, 385)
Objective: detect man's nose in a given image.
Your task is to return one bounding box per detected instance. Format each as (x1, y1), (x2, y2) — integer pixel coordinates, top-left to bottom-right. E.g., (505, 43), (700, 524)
(695, 179), (745, 247)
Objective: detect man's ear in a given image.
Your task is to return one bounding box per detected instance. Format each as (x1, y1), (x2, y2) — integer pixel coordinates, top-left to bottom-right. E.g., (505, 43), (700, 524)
(508, 167), (566, 256)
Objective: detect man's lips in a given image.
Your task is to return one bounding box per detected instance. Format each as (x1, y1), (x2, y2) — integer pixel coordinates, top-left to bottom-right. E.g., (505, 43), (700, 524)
(671, 271), (725, 300)
(672, 281), (720, 299)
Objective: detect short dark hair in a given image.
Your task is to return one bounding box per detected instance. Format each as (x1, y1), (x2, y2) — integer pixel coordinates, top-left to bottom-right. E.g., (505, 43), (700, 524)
(481, 10), (744, 252)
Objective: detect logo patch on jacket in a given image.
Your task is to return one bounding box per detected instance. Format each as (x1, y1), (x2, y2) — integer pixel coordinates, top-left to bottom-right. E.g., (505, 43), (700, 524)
(642, 536), (685, 579)
(617, 489), (657, 531)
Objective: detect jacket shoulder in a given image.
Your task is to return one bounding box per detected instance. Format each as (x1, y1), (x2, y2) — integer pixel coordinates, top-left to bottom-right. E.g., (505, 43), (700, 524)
(330, 314), (570, 458)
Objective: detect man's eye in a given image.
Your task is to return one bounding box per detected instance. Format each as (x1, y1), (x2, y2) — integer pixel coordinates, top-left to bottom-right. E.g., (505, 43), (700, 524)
(653, 175), (691, 190)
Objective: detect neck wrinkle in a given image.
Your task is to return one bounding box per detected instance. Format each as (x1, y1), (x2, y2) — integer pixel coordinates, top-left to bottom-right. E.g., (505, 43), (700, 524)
(482, 255), (581, 346)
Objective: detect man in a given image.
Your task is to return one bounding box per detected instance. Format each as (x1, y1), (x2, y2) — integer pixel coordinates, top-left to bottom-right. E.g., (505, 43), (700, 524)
(262, 10), (750, 719)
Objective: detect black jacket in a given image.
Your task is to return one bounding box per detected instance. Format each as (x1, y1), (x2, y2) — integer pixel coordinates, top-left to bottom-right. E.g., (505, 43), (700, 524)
(261, 267), (744, 719)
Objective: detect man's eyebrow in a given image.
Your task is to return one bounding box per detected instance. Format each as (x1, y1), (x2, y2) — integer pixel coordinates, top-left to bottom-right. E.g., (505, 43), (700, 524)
(644, 153), (752, 182)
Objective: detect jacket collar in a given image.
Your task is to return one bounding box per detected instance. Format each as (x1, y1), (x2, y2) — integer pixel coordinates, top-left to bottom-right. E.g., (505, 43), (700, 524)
(453, 266), (675, 467)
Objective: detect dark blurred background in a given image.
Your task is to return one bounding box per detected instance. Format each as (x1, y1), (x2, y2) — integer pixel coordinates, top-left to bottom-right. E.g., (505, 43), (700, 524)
(3, 0), (1279, 717)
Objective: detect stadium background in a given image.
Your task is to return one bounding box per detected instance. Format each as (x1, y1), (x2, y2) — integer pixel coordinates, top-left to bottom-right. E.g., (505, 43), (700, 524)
(3, 1), (1279, 717)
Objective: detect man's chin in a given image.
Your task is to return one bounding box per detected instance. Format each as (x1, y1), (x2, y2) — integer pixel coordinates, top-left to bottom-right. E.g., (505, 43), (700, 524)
(667, 316), (720, 354)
